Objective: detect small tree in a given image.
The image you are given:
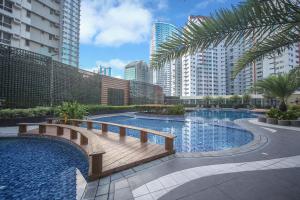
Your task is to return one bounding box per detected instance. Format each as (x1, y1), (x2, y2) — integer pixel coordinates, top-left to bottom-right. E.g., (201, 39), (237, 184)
(203, 96), (212, 107)
(55, 102), (87, 123)
(230, 95), (241, 106)
(242, 93), (251, 105)
(215, 96), (225, 106)
(255, 71), (300, 112)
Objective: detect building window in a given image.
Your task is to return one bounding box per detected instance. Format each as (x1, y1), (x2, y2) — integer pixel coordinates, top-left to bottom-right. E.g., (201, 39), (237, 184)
(26, 11), (31, 18)
(0, 14), (12, 28)
(25, 39), (30, 46)
(0, 0), (13, 13)
(26, 25), (30, 32)
(0, 31), (11, 44)
(27, 0), (31, 3)
(49, 34), (53, 40)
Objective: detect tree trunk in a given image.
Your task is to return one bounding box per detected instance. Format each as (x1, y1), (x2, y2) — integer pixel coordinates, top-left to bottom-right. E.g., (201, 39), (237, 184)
(279, 101), (287, 112)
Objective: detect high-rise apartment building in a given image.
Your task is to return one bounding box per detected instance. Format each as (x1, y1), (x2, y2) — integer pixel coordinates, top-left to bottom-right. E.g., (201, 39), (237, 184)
(226, 40), (299, 95)
(181, 16), (226, 97)
(150, 21), (181, 96)
(124, 60), (152, 83)
(0, 0), (80, 67)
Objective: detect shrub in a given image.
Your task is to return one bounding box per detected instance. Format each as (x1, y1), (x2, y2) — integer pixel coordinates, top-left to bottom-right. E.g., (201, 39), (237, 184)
(55, 102), (87, 122)
(135, 104), (185, 115)
(0, 107), (54, 119)
(266, 108), (282, 119)
(86, 105), (136, 114)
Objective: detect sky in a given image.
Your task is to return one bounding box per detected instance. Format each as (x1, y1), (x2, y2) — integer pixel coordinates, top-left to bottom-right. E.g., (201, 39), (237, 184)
(79, 0), (241, 78)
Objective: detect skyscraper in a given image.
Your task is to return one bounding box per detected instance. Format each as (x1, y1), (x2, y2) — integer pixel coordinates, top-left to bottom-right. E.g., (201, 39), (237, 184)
(181, 16), (226, 97)
(150, 21), (181, 96)
(0, 0), (80, 67)
(124, 60), (152, 83)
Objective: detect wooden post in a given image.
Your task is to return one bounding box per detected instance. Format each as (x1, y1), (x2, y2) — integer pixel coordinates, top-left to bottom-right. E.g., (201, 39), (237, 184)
(57, 126), (64, 136)
(140, 131), (148, 143)
(119, 127), (126, 137)
(87, 121), (93, 130)
(39, 124), (46, 134)
(165, 138), (174, 153)
(70, 129), (77, 139)
(80, 135), (88, 145)
(102, 123), (108, 133)
(90, 153), (103, 179)
(47, 118), (53, 124)
(19, 124), (27, 134)
(72, 120), (79, 127)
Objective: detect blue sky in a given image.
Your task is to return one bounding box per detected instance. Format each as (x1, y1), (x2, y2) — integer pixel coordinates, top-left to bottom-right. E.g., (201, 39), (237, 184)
(79, 0), (240, 78)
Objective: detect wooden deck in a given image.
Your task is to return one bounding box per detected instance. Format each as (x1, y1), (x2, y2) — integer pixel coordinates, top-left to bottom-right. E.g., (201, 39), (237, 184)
(18, 121), (174, 179)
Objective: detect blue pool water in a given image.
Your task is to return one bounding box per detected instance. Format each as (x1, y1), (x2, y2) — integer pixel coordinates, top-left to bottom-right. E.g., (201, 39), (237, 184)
(94, 109), (256, 152)
(0, 138), (88, 200)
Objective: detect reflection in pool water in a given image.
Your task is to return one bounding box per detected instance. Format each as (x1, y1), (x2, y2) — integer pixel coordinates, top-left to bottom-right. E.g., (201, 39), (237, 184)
(94, 109), (256, 153)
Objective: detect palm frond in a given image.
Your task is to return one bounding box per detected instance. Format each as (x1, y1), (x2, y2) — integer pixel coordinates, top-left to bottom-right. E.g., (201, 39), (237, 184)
(232, 28), (300, 77)
(151, 0), (300, 74)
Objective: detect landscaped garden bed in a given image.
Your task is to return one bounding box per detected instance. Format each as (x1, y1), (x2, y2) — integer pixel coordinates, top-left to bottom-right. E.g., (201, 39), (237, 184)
(135, 105), (185, 115)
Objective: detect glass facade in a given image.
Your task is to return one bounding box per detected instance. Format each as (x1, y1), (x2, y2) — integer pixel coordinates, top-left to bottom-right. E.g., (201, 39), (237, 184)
(61, 0), (80, 67)
(124, 67), (136, 81)
(129, 81), (164, 105)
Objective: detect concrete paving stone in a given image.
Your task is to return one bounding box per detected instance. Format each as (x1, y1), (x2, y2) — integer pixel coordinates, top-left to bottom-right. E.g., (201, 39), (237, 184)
(114, 187), (134, 200)
(99, 176), (111, 186)
(150, 189), (167, 199)
(180, 187), (233, 200)
(145, 179), (164, 193)
(158, 176), (177, 188)
(111, 172), (124, 181)
(135, 194), (154, 200)
(83, 185), (98, 199)
(97, 183), (110, 196)
(133, 164), (148, 172)
(108, 193), (114, 200)
(95, 194), (108, 200)
(132, 185), (149, 198)
(115, 179), (129, 190)
(121, 168), (135, 177)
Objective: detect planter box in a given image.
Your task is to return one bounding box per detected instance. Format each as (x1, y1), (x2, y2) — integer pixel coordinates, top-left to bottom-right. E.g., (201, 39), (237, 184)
(278, 120), (290, 126)
(258, 117), (267, 123)
(291, 120), (300, 127)
(266, 118), (278, 125)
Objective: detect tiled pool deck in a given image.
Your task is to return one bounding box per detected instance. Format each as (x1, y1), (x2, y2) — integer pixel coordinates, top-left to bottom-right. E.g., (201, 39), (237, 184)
(1, 118), (300, 200)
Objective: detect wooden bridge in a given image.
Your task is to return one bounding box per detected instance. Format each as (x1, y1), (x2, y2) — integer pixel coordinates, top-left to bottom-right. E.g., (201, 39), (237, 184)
(18, 119), (175, 180)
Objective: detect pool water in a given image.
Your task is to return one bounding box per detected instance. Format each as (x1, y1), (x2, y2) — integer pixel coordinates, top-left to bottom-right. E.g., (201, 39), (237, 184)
(94, 109), (256, 152)
(0, 138), (88, 200)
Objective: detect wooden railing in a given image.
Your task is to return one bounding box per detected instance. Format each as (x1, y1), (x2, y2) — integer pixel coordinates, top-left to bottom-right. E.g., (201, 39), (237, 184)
(66, 119), (176, 153)
(18, 123), (105, 180)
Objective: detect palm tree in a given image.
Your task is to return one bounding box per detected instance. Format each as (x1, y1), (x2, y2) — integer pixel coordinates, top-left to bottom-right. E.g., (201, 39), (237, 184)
(203, 96), (212, 107)
(151, 0), (300, 78)
(255, 71), (300, 112)
(242, 93), (251, 105)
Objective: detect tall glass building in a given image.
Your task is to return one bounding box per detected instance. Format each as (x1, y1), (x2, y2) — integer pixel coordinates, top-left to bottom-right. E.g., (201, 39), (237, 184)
(150, 22), (181, 96)
(0, 0), (80, 67)
(124, 60), (152, 83)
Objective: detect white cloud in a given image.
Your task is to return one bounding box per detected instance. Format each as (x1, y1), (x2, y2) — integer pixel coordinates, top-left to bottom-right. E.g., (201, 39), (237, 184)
(80, 0), (152, 47)
(96, 59), (130, 70)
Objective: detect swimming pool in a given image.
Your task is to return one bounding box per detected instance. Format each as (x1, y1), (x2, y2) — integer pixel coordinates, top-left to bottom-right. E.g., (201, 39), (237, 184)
(94, 109), (256, 153)
(0, 137), (88, 200)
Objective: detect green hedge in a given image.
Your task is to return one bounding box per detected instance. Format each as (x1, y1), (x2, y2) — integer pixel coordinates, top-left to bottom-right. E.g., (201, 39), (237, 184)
(136, 105), (185, 115)
(86, 105), (136, 114)
(0, 107), (54, 119)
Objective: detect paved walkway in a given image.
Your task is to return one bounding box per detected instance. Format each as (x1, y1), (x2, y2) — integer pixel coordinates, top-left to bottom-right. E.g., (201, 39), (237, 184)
(2, 119), (300, 200)
(81, 119), (300, 200)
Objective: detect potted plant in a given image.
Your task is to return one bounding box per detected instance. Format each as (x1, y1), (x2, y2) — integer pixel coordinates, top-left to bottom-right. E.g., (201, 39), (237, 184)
(258, 115), (267, 123)
(266, 108), (280, 124)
